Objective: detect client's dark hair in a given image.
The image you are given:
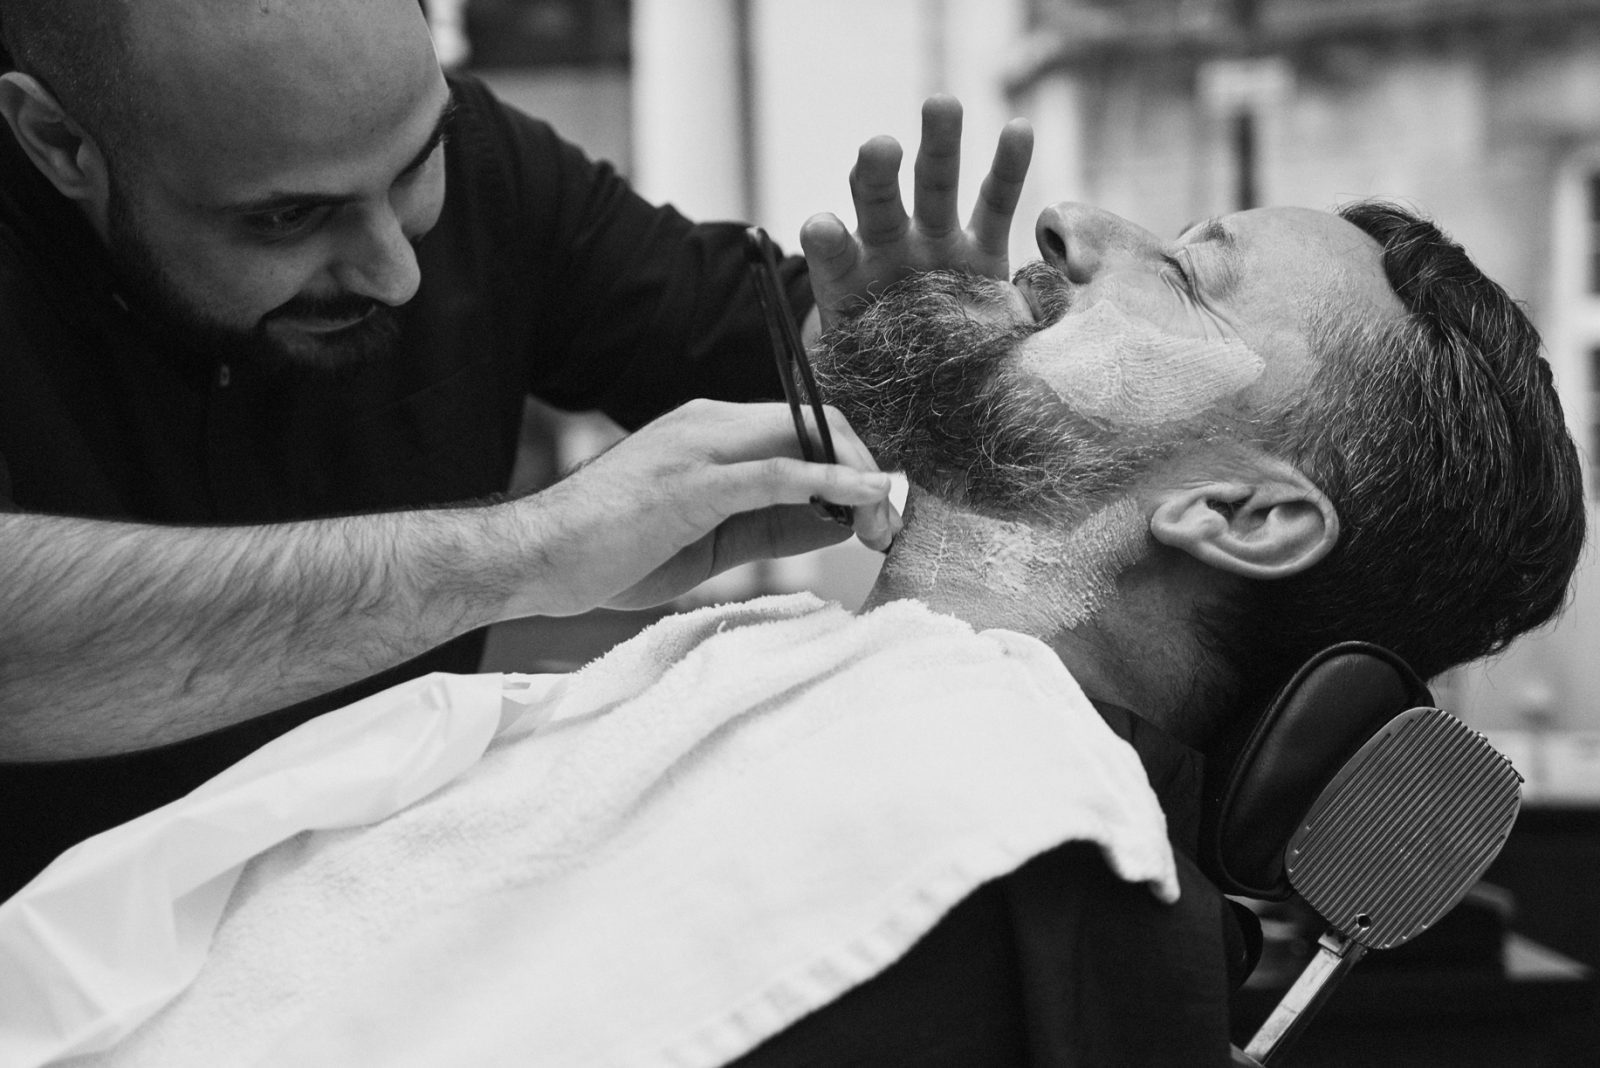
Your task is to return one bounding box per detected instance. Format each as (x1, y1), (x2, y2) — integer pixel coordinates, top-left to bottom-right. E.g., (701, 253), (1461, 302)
(0, 0), (138, 154)
(1199, 200), (1586, 718)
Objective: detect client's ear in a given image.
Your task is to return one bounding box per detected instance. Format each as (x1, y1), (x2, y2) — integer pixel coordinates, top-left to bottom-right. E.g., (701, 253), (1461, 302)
(1148, 455), (1339, 580)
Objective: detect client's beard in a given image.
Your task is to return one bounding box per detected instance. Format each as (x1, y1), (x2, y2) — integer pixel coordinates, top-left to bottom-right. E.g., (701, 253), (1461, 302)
(813, 264), (1170, 518)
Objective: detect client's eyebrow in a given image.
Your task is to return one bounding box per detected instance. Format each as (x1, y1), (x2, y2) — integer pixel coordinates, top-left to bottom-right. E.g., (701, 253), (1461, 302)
(219, 92), (456, 216)
(1185, 217), (1237, 249)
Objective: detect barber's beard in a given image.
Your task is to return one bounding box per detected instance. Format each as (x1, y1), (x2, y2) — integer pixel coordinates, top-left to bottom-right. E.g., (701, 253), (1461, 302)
(812, 264), (1171, 519)
(103, 178), (402, 374)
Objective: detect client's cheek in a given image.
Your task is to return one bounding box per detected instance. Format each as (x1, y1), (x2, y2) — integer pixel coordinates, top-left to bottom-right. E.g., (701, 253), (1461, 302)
(1012, 302), (1264, 426)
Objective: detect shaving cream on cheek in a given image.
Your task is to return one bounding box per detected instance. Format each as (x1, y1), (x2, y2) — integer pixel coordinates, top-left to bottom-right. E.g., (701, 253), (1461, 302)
(1014, 300), (1264, 426)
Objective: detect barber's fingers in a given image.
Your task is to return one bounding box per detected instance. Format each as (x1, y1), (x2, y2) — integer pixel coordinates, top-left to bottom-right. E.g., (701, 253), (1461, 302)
(687, 403), (898, 551)
(802, 404), (901, 550)
(820, 410), (900, 546)
(967, 118), (1033, 261)
(711, 454), (890, 507)
(689, 400), (874, 472)
(605, 503), (856, 612)
(647, 400), (900, 545)
(708, 454), (891, 533)
(911, 95), (964, 240)
(714, 503), (862, 571)
(848, 134), (910, 248)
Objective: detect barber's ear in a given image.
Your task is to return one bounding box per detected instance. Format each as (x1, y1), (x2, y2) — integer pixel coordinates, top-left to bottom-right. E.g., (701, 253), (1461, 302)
(0, 72), (109, 205)
(1148, 456), (1339, 580)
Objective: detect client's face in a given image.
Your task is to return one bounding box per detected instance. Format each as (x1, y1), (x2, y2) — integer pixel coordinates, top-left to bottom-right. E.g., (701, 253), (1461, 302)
(815, 203), (1402, 516)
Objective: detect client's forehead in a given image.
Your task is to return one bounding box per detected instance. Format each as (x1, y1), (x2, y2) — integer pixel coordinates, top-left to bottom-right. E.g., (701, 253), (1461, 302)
(1221, 207), (1397, 306)
(1205, 206), (1404, 399)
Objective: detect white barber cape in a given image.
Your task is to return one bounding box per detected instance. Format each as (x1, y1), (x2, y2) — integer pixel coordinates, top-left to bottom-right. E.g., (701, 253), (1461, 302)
(0, 593), (1177, 1068)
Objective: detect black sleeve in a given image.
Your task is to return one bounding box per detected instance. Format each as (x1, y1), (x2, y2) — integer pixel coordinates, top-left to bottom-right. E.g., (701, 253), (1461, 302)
(447, 75), (797, 430)
(0, 452), (14, 512)
(729, 843), (1236, 1068)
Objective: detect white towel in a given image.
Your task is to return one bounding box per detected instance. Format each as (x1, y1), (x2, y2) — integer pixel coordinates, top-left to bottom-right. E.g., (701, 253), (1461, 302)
(10, 593), (1177, 1068)
(0, 672), (544, 1067)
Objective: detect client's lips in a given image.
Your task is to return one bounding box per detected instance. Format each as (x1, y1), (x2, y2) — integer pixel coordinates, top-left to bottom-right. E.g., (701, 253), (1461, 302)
(1014, 280), (1046, 323)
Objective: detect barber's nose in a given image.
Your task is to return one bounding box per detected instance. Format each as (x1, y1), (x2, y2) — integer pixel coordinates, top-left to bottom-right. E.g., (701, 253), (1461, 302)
(1035, 203), (1154, 284)
(335, 206), (422, 307)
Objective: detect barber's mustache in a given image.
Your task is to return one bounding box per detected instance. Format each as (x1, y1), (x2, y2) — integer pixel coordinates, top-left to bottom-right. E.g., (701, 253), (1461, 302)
(264, 292), (386, 324)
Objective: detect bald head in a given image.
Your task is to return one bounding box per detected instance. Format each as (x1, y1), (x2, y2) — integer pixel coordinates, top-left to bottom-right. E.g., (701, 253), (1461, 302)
(0, 0), (134, 149)
(2, 0), (438, 165)
(0, 0), (451, 370)
(133, 0), (437, 158)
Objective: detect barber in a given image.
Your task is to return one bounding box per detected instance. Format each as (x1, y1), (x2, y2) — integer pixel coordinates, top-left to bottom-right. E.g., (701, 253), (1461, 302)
(0, 0), (1030, 886)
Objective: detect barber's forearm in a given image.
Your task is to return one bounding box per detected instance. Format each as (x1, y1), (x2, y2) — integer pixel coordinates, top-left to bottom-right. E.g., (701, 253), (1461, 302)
(0, 507), (522, 760)
(0, 399), (901, 761)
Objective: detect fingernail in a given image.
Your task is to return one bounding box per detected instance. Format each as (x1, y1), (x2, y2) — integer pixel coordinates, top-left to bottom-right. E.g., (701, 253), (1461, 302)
(856, 470), (892, 493)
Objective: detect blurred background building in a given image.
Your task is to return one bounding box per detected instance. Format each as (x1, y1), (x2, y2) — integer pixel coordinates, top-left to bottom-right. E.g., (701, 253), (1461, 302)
(437, 3), (1600, 1024)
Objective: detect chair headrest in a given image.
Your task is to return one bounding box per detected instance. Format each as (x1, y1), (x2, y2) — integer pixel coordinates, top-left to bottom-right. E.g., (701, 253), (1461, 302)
(1199, 642), (1432, 899)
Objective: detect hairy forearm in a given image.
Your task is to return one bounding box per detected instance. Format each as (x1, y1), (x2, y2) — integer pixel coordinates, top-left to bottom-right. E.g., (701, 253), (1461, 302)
(0, 505), (525, 760)
(0, 399), (901, 761)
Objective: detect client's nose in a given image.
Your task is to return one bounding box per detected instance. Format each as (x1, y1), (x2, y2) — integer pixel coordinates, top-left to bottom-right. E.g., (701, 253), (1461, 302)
(1035, 203), (1153, 285)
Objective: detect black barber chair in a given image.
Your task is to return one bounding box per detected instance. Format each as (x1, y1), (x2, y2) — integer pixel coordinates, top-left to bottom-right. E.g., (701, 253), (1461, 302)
(1199, 643), (1523, 1066)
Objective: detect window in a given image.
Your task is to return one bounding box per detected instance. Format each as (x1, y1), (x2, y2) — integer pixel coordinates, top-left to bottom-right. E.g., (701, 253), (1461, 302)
(1590, 347), (1600, 496)
(464, 0), (630, 68)
(1555, 158), (1600, 499)
(1588, 173), (1600, 295)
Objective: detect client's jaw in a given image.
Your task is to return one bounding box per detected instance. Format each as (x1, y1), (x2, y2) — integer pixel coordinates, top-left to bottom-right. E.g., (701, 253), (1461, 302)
(864, 484), (1148, 639)
(864, 482), (1164, 725)
(863, 481), (1231, 746)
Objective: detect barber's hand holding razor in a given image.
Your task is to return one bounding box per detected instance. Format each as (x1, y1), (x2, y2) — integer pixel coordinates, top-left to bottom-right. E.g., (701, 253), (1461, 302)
(518, 399), (900, 615)
(800, 95), (1034, 333)
(0, 401), (894, 757)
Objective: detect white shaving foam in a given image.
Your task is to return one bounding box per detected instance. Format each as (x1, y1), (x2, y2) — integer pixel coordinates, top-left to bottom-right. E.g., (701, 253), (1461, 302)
(1014, 300), (1264, 426)
(879, 491), (1149, 637)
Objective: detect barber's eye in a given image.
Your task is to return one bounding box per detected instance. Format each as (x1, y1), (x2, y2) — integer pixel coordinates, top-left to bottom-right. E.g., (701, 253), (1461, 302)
(242, 204), (326, 241)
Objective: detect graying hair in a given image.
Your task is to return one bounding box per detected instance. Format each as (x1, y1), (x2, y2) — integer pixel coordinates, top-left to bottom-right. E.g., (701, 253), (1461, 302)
(1195, 200), (1586, 720)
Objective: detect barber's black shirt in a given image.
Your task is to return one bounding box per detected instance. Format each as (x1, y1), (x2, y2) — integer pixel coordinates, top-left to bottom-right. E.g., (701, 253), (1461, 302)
(0, 74), (801, 896)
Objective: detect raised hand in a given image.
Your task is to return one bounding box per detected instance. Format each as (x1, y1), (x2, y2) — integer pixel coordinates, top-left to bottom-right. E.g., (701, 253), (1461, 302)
(800, 95), (1033, 332)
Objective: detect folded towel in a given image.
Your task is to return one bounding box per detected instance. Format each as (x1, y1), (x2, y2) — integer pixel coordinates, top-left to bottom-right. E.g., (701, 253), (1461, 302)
(10, 593), (1177, 1068)
(0, 672), (547, 1067)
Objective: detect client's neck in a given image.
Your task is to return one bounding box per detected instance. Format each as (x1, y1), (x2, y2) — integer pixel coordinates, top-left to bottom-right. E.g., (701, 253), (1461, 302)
(864, 485), (1215, 743)
(864, 486), (1146, 633)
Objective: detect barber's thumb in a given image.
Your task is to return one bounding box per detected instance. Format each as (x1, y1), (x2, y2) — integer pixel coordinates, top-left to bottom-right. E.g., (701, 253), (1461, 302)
(817, 466), (892, 502)
(852, 496), (902, 553)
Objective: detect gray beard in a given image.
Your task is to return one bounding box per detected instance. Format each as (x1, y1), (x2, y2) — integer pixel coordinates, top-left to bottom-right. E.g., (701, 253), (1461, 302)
(811, 265), (1170, 519)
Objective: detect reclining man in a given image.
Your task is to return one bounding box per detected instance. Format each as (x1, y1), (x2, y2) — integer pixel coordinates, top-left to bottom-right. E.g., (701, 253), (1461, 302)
(3, 197), (1583, 1067)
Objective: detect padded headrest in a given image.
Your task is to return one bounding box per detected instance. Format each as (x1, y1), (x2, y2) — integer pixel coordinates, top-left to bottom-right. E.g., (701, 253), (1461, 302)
(1199, 642), (1432, 900)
